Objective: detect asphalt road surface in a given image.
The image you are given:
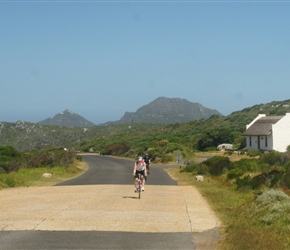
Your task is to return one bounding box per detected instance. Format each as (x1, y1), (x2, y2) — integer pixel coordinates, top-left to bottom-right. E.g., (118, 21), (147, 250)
(0, 155), (220, 250)
(56, 155), (177, 186)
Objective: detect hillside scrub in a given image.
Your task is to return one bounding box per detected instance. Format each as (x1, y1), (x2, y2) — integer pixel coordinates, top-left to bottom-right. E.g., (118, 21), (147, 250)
(0, 146), (82, 189)
(2, 100), (290, 155)
(168, 166), (290, 249)
(0, 146), (76, 174)
(182, 150), (290, 191)
(177, 149), (290, 249)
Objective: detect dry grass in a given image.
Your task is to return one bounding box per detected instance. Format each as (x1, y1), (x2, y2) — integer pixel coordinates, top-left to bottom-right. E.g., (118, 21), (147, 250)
(193, 151), (250, 163)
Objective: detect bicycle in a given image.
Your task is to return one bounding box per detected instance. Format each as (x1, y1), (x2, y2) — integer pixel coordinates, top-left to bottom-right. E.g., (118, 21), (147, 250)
(137, 173), (142, 199)
(146, 163), (150, 175)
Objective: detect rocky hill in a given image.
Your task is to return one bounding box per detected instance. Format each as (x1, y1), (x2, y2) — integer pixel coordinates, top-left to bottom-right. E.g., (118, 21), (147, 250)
(106, 97), (223, 124)
(37, 109), (96, 127)
(2, 98), (290, 152)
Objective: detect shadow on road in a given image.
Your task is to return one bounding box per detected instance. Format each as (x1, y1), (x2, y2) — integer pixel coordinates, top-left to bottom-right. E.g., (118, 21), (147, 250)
(123, 196), (140, 199)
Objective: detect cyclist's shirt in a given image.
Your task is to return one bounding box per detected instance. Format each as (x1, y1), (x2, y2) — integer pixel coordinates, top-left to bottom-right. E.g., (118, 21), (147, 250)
(143, 156), (150, 166)
(136, 161), (145, 171)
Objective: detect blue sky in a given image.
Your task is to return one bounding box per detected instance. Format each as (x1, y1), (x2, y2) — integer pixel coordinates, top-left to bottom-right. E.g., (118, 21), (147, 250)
(1, 0), (290, 125)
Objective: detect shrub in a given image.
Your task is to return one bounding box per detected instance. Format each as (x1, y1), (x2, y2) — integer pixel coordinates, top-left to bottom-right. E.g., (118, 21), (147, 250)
(259, 163), (272, 172)
(203, 156), (231, 176)
(247, 150), (262, 157)
(0, 146), (20, 157)
(76, 155), (82, 161)
(253, 189), (290, 226)
(196, 163), (209, 175)
(0, 175), (16, 188)
(227, 168), (244, 180)
(106, 143), (131, 156)
(156, 140), (169, 147)
(165, 143), (182, 153)
(259, 151), (282, 166)
(230, 158), (259, 172)
(180, 163), (197, 173)
(28, 152), (56, 168)
(203, 146), (217, 152)
(281, 169), (290, 189)
(251, 170), (284, 189)
(160, 154), (173, 163)
(236, 175), (252, 190)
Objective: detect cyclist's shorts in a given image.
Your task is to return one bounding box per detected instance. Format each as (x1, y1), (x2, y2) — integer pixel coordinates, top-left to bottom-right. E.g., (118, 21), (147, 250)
(134, 170), (145, 179)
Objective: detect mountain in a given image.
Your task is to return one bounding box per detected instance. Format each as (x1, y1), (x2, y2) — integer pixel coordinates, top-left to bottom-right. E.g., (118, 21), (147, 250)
(105, 97), (223, 124)
(1, 98), (290, 152)
(37, 109), (96, 127)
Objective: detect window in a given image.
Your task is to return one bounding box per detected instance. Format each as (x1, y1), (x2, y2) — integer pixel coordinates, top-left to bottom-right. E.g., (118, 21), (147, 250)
(249, 136), (252, 147)
(265, 137), (268, 147)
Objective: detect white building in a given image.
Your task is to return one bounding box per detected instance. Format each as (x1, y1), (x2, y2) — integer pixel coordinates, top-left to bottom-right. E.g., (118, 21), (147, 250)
(243, 113), (290, 152)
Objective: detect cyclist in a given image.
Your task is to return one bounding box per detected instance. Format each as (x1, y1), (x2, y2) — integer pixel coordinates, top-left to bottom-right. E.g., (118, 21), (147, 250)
(133, 156), (147, 192)
(143, 153), (151, 175)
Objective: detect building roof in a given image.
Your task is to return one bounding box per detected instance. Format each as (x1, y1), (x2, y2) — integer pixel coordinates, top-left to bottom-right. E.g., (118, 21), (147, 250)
(243, 116), (283, 136)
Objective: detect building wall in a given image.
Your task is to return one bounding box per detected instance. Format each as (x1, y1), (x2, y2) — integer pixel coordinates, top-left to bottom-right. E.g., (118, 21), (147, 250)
(246, 135), (273, 151)
(246, 136), (258, 151)
(272, 113), (290, 152)
(259, 135), (273, 151)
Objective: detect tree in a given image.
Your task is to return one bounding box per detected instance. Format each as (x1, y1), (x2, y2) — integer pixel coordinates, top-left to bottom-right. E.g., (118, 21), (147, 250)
(197, 127), (235, 151)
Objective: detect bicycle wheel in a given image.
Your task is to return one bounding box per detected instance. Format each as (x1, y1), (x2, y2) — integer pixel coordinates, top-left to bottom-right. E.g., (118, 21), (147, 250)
(138, 180), (141, 199)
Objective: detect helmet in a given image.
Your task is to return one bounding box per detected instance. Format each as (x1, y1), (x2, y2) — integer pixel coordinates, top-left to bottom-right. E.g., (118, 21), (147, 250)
(138, 156), (143, 161)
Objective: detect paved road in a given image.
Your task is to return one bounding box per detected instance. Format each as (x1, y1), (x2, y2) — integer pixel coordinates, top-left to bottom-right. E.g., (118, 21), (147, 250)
(56, 155), (177, 186)
(0, 155), (220, 250)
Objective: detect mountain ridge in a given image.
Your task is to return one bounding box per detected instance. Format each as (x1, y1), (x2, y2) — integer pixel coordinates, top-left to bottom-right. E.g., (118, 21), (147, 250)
(104, 97), (223, 125)
(37, 109), (96, 127)
(1, 98), (290, 151)
(36, 97), (223, 127)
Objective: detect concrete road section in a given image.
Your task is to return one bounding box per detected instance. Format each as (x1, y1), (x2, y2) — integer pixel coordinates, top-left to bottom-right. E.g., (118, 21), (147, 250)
(0, 185), (219, 233)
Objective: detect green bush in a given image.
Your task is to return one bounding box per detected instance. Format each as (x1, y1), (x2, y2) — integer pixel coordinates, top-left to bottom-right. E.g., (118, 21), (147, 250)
(236, 175), (252, 190)
(105, 143), (131, 156)
(251, 170), (284, 189)
(76, 155), (82, 161)
(0, 175), (17, 188)
(259, 163), (272, 172)
(227, 168), (244, 180)
(160, 154), (173, 163)
(0, 148), (76, 174)
(0, 147), (22, 173)
(259, 151), (282, 166)
(165, 143), (182, 154)
(281, 169), (290, 189)
(230, 158), (258, 172)
(197, 127), (235, 151)
(28, 152), (56, 168)
(180, 164), (196, 173)
(247, 150), (262, 157)
(283, 160), (290, 171)
(203, 156), (231, 176)
(0, 146), (20, 157)
(196, 163), (209, 175)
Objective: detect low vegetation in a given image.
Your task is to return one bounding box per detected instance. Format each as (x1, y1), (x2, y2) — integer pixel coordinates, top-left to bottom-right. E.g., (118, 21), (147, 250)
(166, 148), (290, 249)
(0, 146), (85, 189)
